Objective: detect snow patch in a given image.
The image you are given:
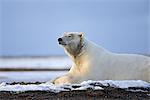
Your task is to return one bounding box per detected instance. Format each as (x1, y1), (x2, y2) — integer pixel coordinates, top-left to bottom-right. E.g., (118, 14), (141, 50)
(0, 80), (149, 92)
(98, 80), (150, 88)
(0, 83), (67, 93)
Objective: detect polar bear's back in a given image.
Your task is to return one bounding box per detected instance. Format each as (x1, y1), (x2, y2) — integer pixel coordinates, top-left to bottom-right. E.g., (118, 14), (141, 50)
(106, 53), (150, 82)
(85, 39), (150, 82)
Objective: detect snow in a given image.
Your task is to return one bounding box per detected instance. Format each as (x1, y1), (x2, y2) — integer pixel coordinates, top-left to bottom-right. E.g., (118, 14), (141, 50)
(0, 82), (66, 93)
(82, 80), (150, 88)
(105, 80), (150, 88)
(0, 80), (149, 92)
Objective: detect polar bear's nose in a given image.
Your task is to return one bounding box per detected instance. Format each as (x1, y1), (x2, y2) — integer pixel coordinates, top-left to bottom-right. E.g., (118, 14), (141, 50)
(58, 38), (62, 42)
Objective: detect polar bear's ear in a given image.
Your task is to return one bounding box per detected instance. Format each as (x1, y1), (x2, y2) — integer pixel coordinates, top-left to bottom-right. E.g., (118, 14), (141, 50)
(79, 32), (84, 38)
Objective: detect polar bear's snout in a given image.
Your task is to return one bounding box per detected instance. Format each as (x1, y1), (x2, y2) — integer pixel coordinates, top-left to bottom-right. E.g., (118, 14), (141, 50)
(58, 37), (66, 45)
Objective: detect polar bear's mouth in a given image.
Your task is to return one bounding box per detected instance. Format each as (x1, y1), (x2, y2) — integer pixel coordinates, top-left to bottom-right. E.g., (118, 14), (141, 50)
(58, 41), (67, 46)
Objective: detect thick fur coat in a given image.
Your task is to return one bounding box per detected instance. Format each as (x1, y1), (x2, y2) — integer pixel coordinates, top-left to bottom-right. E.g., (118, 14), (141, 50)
(48, 32), (150, 85)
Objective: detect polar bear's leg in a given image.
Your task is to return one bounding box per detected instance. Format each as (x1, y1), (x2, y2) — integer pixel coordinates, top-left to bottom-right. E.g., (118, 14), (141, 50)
(148, 68), (150, 83)
(51, 74), (77, 85)
(141, 66), (150, 83)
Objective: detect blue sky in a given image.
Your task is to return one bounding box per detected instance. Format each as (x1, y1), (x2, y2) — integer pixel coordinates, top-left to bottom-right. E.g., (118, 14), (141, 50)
(0, 0), (149, 56)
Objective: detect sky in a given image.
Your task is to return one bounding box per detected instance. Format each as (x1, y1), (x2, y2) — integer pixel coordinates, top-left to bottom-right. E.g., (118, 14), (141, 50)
(149, 0), (150, 53)
(0, 0), (149, 56)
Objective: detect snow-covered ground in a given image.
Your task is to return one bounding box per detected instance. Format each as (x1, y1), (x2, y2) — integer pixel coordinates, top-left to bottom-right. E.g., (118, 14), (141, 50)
(0, 80), (149, 92)
(0, 56), (71, 69)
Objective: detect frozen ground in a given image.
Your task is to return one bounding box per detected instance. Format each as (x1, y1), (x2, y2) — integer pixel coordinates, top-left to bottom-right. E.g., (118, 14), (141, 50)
(0, 80), (149, 92)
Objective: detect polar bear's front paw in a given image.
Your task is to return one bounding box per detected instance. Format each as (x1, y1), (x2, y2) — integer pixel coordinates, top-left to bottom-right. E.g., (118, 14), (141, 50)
(52, 76), (72, 85)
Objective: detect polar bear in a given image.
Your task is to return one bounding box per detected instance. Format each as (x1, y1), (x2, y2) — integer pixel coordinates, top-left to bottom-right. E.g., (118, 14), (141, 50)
(49, 32), (150, 85)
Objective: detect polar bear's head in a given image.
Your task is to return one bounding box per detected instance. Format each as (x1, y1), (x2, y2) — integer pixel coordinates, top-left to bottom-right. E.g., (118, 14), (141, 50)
(58, 32), (84, 57)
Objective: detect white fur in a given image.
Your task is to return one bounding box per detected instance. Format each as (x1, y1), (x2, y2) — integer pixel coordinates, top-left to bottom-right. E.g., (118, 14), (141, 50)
(49, 32), (150, 85)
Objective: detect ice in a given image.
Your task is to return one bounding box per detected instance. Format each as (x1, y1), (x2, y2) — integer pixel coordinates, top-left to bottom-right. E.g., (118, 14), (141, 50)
(0, 71), (67, 83)
(0, 57), (72, 69)
(0, 57), (70, 83)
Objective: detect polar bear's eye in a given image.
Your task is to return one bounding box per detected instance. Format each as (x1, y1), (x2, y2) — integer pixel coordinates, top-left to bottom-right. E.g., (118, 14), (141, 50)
(68, 35), (72, 38)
